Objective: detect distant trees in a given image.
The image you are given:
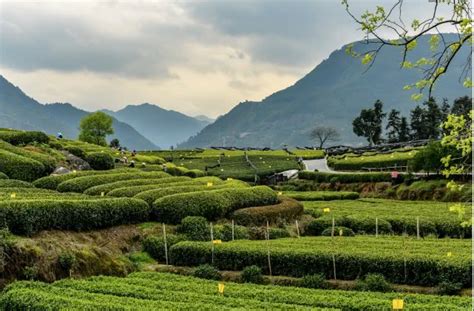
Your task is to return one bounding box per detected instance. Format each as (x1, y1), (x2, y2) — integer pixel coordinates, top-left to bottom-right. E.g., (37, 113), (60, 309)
(79, 112), (114, 146)
(352, 100), (386, 146)
(310, 126), (340, 149)
(353, 96), (472, 145)
(109, 138), (120, 149)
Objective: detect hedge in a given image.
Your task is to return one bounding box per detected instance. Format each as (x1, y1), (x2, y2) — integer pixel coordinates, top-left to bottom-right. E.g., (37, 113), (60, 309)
(0, 140), (57, 174)
(107, 177), (224, 198)
(305, 217), (393, 236)
(57, 171), (170, 193)
(283, 191), (359, 201)
(32, 168), (136, 190)
(327, 151), (415, 171)
(0, 149), (46, 181)
(135, 180), (249, 206)
(152, 186), (278, 224)
(298, 171), (394, 183)
(0, 130), (49, 146)
(0, 172), (8, 179)
(0, 198), (149, 235)
(85, 152), (114, 170)
(232, 197), (304, 226)
(169, 236), (472, 286)
(83, 176), (186, 196)
(0, 179), (34, 188)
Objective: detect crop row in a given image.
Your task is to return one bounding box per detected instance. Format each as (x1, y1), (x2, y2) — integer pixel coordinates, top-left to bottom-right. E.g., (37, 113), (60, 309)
(1, 272), (470, 310)
(283, 191), (359, 201)
(327, 151), (416, 171)
(298, 171), (395, 183)
(169, 236), (471, 286)
(303, 199), (472, 237)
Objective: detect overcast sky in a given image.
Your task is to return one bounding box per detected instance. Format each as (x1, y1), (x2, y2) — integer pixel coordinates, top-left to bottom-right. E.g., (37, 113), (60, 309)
(0, 0), (450, 118)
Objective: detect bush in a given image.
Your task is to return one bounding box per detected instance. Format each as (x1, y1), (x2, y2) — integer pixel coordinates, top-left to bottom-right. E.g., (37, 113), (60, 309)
(305, 217), (392, 236)
(58, 252), (77, 271)
(85, 152), (114, 170)
(0, 172), (8, 179)
(298, 171), (394, 183)
(241, 265), (264, 284)
(142, 234), (183, 262)
(152, 186), (278, 224)
(0, 130), (49, 146)
(83, 176), (180, 196)
(0, 149), (46, 181)
(355, 273), (392, 292)
(184, 169), (206, 178)
(193, 264), (221, 280)
(300, 274), (329, 289)
(248, 227), (290, 240)
(284, 191), (360, 201)
(0, 140), (56, 175)
(0, 198), (149, 235)
(0, 180), (34, 188)
(57, 171), (168, 193)
(436, 280), (463, 295)
(321, 226), (355, 237)
(214, 223), (249, 241)
(177, 216), (210, 241)
(232, 197), (304, 226)
(65, 146), (86, 159)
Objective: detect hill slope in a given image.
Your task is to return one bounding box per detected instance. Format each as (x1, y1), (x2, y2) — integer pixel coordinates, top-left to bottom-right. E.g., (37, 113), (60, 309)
(180, 34), (471, 148)
(0, 76), (157, 150)
(104, 104), (210, 149)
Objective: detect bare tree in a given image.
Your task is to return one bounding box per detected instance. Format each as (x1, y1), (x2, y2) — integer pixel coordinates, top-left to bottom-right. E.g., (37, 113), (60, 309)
(310, 126), (340, 149)
(343, 0), (472, 100)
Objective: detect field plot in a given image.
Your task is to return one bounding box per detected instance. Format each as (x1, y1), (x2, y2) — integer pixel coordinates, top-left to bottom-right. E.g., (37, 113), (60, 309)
(1, 272), (471, 310)
(303, 198), (471, 237)
(327, 149), (417, 171)
(170, 236), (471, 286)
(283, 191), (359, 201)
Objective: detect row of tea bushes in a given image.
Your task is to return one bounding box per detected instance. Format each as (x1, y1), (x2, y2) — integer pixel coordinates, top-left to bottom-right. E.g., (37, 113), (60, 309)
(0, 129), (50, 146)
(5, 272), (469, 310)
(169, 236), (471, 287)
(298, 171), (395, 183)
(283, 191), (359, 201)
(327, 150), (416, 171)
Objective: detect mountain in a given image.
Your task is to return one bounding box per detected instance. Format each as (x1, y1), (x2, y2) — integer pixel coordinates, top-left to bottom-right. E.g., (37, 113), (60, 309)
(194, 115), (215, 124)
(0, 76), (157, 150)
(104, 104), (211, 149)
(180, 34), (471, 148)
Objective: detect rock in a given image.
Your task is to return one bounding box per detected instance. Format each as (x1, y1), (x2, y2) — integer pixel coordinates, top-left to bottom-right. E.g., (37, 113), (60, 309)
(52, 167), (71, 175)
(61, 151), (92, 171)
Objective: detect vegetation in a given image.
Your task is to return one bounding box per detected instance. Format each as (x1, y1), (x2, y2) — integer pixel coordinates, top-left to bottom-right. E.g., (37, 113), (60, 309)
(283, 191), (359, 201)
(298, 171), (395, 182)
(78, 112), (114, 146)
(85, 152), (115, 170)
(241, 265), (264, 284)
(352, 100), (385, 145)
(310, 126), (340, 149)
(303, 198), (471, 238)
(170, 236), (471, 286)
(327, 150), (416, 171)
(232, 197), (303, 226)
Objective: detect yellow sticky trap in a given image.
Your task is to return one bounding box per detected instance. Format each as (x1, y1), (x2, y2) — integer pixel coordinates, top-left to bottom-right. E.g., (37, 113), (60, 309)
(277, 191), (283, 195)
(218, 282), (225, 294)
(101, 192), (105, 197)
(392, 299), (404, 310)
(226, 177), (233, 181)
(212, 240), (222, 244)
(447, 252), (452, 257)
(10, 193), (16, 199)
(323, 208), (330, 213)
(207, 182), (213, 187)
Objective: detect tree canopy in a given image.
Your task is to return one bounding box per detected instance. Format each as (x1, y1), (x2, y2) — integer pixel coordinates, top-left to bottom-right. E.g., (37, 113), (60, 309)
(79, 112), (114, 146)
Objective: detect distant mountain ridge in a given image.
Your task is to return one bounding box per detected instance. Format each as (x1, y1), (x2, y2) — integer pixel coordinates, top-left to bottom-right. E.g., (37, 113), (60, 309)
(104, 103), (211, 149)
(0, 76), (157, 150)
(180, 33), (471, 148)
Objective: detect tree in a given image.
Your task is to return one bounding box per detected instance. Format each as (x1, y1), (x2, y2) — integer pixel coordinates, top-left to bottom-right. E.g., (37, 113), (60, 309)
(410, 141), (449, 174)
(398, 117), (410, 142)
(109, 138), (120, 149)
(310, 126), (340, 149)
(353, 100), (386, 146)
(423, 97), (443, 139)
(410, 106), (427, 140)
(78, 112), (114, 146)
(343, 0), (472, 100)
(385, 109), (401, 143)
(451, 96), (472, 120)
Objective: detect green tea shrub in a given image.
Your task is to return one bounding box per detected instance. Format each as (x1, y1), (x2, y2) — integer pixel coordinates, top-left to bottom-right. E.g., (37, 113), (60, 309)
(232, 197), (303, 226)
(300, 274), (329, 289)
(85, 152), (114, 170)
(176, 216), (210, 241)
(241, 265), (264, 284)
(193, 264), (221, 280)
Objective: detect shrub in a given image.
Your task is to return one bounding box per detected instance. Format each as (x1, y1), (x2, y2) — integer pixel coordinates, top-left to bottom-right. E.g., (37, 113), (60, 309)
(85, 152), (114, 170)
(355, 273), (392, 292)
(0, 140), (56, 175)
(65, 146), (86, 159)
(193, 264), (221, 280)
(33, 170), (121, 190)
(177, 216), (210, 241)
(298, 171), (394, 183)
(305, 217), (392, 236)
(300, 274), (329, 289)
(0, 198), (149, 235)
(0, 172), (8, 179)
(57, 171), (168, 193)
(184, 169), (206, 178)
(283, 191), (360, 201)
(58, 252), (77, 272)
(248, 227), (290, 240)
(142, 234), (183, 262)
(214, 223), (249, 241)
(437, 280), (463, 295)
(241, 265), (264, 284)
(21, 265), (39, 280)
(0, 149), (46, 181)
(321, 226), (355, 237)
(83, 176), (181, 196)
(232, 197), (303, 226)
(152, 186), (278, 224)
(0, 180), (34, 188)
(0, 130), (49, 146)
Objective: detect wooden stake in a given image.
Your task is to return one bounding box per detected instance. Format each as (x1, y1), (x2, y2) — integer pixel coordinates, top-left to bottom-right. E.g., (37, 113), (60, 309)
(162, 223), (169, 265)
(416, 217), (420, 239)
(295, 220), (300, 238)
(375, 217), (379, 238)
(331, 217), (335, 238)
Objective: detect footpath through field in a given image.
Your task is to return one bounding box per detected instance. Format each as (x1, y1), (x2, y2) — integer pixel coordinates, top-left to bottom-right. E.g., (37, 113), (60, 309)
(303, 157), (340, 173)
